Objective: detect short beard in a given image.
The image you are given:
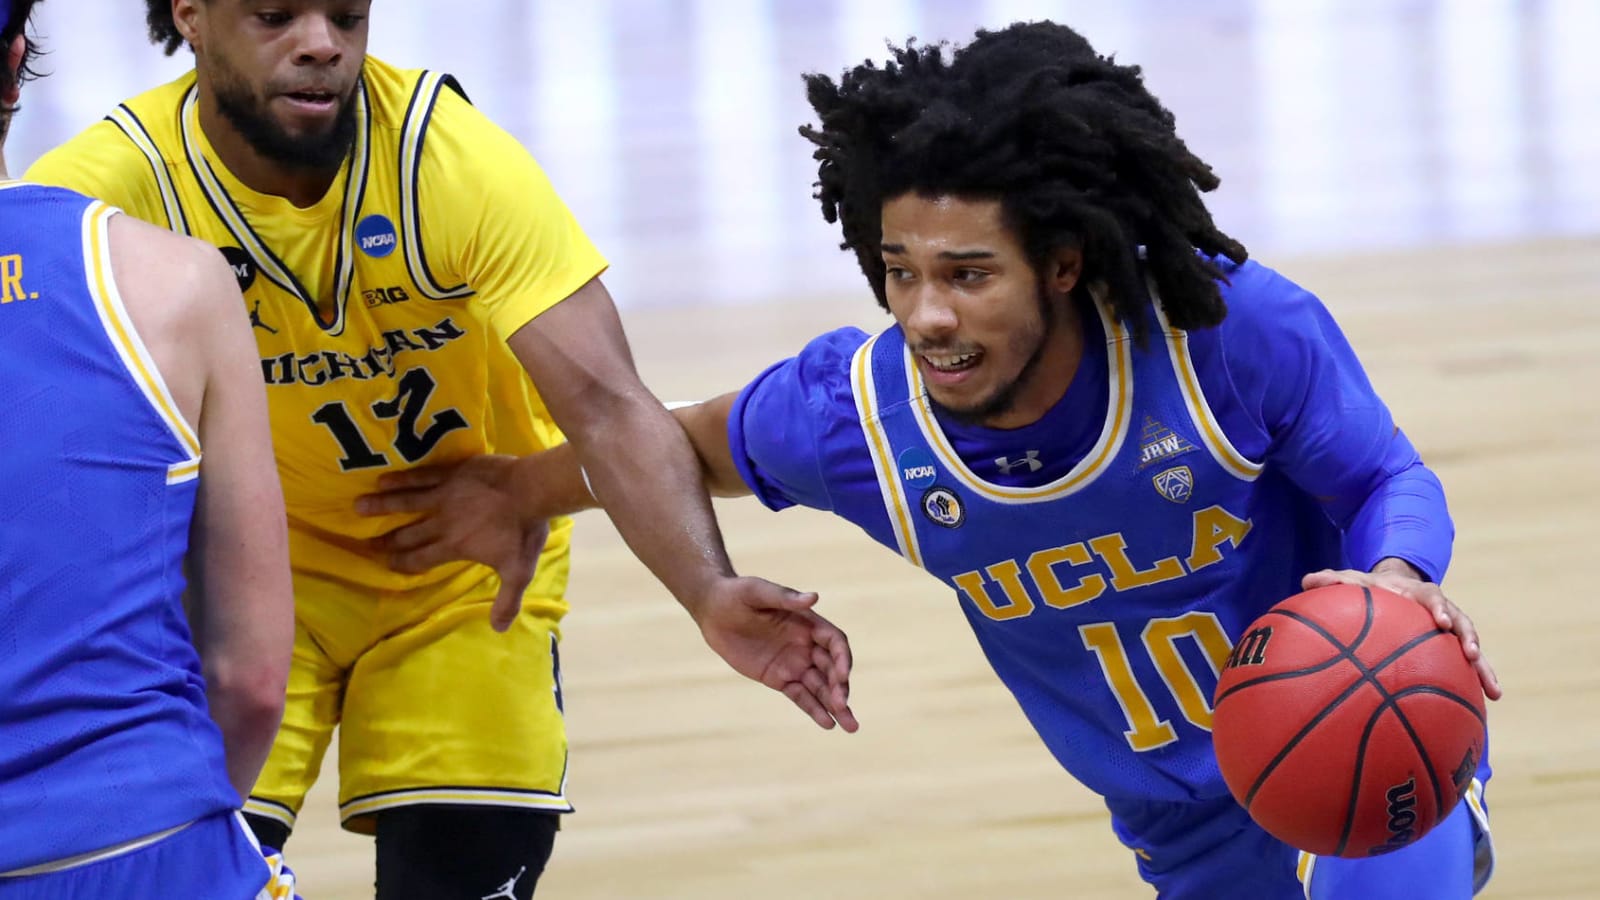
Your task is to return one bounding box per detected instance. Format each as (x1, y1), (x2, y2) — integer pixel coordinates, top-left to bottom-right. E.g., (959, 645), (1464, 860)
(926, 282), (1058, 428)
(212, 62), (356, 174)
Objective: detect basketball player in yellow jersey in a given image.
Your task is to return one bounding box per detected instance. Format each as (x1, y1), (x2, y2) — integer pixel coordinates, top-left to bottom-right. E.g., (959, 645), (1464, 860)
(26, 3), (854, 897)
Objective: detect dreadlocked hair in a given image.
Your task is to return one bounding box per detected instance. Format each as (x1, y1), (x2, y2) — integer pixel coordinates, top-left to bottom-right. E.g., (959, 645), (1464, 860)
(146, 0), (187, 55)
(800, 20), (1247, 340)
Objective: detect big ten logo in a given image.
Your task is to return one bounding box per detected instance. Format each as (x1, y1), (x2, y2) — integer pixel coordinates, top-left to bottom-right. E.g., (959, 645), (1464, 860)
(1223, 625), (1272, 670)
(363, 286), (412, 308)
(953, 505), (1252, 621)
(1368, 778), (1419, 856)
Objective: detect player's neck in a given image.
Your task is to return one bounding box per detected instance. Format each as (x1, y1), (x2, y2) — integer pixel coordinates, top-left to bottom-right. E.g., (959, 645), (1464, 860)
(196, 95), (340, 209)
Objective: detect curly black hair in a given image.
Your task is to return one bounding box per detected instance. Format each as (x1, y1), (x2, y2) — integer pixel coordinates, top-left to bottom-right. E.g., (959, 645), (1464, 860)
(801, 21), (1246, 338)
(146, 0), (187, 56)
(1, 0), (48, 114)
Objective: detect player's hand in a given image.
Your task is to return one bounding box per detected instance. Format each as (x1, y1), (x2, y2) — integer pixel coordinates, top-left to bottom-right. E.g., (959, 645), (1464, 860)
(1302, 561), (1502, 701)
(357, 455), (548, 633)
(693, 577), (858, 733)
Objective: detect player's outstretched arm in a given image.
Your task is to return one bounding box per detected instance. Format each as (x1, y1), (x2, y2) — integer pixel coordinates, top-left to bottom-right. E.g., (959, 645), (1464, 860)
(364, 277), (853, 730)
(126, 222), (296, 797)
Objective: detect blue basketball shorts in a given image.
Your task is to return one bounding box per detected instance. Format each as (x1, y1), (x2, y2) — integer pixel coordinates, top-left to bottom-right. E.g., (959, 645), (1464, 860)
(0, 811), (298, 899)
(1106, 756), (1493, 898)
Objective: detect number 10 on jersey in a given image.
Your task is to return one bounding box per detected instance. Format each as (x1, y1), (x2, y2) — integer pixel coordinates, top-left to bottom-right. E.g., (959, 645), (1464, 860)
(1080, 611), (1234, 751)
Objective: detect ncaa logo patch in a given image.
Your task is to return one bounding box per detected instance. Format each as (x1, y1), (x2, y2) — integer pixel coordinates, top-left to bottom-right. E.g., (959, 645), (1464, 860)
(898, 447), (938, 489)
(920, 486), (964, 528)
(1153, 465), (1194, 504)
(356, 214), (398, 258)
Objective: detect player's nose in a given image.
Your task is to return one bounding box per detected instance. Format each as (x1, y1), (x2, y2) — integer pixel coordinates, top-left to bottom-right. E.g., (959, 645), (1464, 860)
(292, 15), (345, 67)
(903, 284), (959, 338)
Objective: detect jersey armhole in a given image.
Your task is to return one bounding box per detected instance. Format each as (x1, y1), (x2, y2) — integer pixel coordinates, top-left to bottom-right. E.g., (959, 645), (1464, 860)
(81, 202), (203, 479)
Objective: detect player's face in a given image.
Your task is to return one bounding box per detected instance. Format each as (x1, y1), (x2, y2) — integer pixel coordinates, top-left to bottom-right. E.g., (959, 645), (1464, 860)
(880, 193), (1083, 429)
(181, 0), (371, 171)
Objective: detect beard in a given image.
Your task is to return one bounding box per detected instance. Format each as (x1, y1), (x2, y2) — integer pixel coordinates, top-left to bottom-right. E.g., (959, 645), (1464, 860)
(925, 282), (1059, 427)
(210, 57), (356, 174)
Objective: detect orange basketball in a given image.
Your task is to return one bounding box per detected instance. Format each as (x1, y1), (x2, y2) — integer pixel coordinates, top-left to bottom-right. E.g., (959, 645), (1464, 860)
(1211, 583), (1486, 858)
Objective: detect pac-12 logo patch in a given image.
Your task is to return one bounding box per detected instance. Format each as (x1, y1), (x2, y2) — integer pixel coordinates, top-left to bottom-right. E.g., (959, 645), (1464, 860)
(1152, 465), (1194, 504)
(356, 214), (398, 258)
(920, 486), (964, 528)
(898, 447), (938, 489)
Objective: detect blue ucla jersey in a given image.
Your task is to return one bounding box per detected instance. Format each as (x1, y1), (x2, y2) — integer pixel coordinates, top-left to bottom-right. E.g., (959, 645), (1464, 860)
(729, 258), (1455, 803)
(0, 183), (237, 873)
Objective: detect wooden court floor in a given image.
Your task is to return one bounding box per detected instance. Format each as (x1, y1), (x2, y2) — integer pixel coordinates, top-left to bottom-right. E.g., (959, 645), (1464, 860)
(283, 238), (1600, 898)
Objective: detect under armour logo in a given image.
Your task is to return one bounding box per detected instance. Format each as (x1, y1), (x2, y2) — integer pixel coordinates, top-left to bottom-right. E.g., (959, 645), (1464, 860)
(481, 866), (527, 900)
(249, 300), (278, 335)
(994, 450), (1042, 475)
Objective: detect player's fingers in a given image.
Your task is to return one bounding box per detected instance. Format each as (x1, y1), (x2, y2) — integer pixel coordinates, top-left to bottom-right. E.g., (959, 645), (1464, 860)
(831, 694), (859, 733)
(815, 626), (852, 684)
(783, 681), (835, 730)
(765, 588), (819, 611)
(355, 488), (441, 518)
(1476, 656), (1503, 701)
(381, 517), (442, 553)
(375, 466), (450, 492)
(388, 541), (455, 575)
(489, 577), (528, 634)
(1300, 569), (1365, 590)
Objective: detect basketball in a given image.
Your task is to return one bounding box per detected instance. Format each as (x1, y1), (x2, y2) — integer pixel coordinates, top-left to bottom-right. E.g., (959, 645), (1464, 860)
(1212, 583), (1486, 858)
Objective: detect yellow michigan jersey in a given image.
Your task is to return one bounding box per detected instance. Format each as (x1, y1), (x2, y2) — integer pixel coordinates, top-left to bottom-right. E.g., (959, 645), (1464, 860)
(25, 57), (595, 601)
(26, 58), (597, 830)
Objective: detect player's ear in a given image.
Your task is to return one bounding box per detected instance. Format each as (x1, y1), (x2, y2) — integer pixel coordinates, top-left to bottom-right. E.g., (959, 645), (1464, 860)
(1043, 243), (1083, 298)
(173, 0), (205, 49)
(2, 34), (24, 109)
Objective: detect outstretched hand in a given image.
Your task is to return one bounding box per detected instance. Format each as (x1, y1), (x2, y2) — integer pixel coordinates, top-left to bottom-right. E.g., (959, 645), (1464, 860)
(694, 576), (858, 732)
(357, 455), (547, 633)
(1303, 560), (1502, 701)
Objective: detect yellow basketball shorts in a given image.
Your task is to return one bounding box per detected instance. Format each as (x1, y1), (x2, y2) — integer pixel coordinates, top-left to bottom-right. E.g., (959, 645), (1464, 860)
(243, 568), (571, 836)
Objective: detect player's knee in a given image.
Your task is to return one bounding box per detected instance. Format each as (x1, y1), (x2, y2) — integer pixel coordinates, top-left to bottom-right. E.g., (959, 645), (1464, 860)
(375, 805), (560, 900)
(242, 812), (292, 855)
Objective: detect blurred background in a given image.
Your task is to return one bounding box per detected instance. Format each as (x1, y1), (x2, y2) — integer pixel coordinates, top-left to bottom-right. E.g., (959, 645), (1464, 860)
(9, 2), (1597, 898)
(10, 0), (1600, 309)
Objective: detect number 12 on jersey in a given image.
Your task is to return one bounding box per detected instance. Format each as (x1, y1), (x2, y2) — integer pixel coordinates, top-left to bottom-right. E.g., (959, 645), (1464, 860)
(1080, 612), (1233, 751)
(310, 367), (468, 470)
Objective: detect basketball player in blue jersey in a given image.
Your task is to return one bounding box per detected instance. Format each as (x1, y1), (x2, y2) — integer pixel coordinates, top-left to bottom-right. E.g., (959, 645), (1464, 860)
(366, 21), (1504, 898)
(0, 3), (299, 896)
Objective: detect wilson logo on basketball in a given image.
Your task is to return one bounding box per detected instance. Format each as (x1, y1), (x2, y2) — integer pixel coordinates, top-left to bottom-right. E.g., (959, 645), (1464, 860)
(1368, 778), (1419, 855)
(1224, 626), (1272, 669)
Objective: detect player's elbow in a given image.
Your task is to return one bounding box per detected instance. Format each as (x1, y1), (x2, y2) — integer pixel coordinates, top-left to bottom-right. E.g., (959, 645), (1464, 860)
(207, 654), (289, 734)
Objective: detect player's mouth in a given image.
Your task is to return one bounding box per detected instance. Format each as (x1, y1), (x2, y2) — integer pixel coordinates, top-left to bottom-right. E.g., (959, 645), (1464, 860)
(278, 90), (340, 116)
(917, 349), (983, 387)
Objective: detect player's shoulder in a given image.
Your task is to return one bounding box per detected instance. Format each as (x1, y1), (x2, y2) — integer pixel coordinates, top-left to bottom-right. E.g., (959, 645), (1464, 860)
(789, 326), (874, 393)
(1207, 255), (1330, 346)
(362, 55), (475, 133)
(108, 213), (236, 305)
(743, 326), (871, 425)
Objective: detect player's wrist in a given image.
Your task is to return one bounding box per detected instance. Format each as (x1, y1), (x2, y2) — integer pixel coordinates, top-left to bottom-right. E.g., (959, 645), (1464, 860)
(1370, 556), (1425, 582)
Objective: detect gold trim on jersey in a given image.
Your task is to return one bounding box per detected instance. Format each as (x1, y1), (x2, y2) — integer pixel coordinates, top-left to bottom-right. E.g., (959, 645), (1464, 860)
(106, 104), (189, 235)
(179, 83), (373, 335)
(904, 297), (1134, 504)
(1151, 297), (1264, 482)
(852, 333), (924, 568)
(81, 202), (203, 468)
(338, 786), (573, 824)
(1296, 850), (1315, 897)
(398, 71), (473, 300)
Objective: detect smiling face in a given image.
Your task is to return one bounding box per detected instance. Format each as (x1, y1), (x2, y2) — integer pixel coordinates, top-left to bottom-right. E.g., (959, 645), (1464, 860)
(176, 0), (371, 172)
(880, 192), (1086, 429)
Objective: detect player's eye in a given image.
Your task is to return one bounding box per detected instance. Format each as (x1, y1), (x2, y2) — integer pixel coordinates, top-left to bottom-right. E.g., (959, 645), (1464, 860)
(256, 11), (292, 27)
(332, 14), (367, 30)
(952, 268), (989, 285)
(884, 265), (913, 283)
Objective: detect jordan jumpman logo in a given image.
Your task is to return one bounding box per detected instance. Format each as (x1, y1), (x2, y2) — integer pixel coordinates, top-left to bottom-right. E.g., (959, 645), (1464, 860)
(481, 866), (527, 900)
